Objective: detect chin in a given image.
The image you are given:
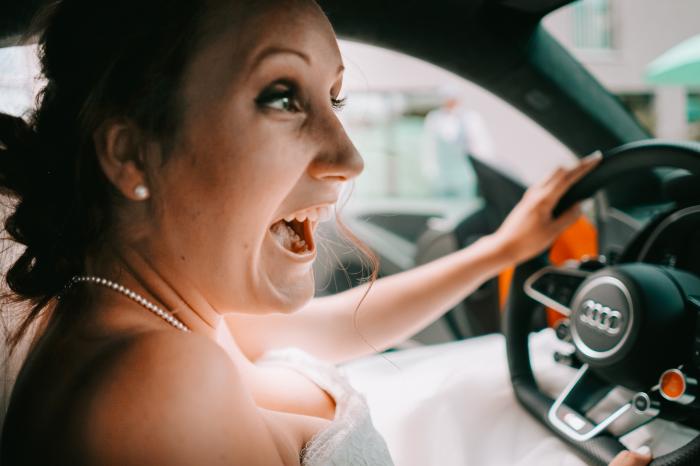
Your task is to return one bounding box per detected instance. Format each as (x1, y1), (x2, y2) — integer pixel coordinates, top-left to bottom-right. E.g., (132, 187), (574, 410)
(259, 267), (316, 314)
(255, 229), (319, 313)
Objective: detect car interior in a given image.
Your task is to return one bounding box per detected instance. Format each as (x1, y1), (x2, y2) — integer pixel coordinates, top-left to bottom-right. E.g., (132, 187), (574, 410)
(2, 0), (700, 465)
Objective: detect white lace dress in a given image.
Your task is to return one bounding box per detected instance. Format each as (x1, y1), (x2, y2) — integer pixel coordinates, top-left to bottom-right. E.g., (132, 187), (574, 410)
(256, 348), (395, 466)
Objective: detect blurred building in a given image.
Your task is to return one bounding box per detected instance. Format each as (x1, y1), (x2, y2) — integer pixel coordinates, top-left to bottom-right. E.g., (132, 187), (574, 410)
(545, 0), (700, 140)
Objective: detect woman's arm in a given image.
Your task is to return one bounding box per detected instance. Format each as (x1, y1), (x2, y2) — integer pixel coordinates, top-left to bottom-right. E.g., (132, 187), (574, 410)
(227, 155), (601, 364)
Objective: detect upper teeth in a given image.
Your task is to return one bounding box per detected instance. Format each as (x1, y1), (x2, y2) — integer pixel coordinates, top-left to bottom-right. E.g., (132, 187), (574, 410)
(283, 205), (334, 224)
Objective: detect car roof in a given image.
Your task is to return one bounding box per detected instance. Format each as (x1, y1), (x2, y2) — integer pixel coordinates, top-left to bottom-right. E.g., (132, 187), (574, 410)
(0, 1), (573, 45)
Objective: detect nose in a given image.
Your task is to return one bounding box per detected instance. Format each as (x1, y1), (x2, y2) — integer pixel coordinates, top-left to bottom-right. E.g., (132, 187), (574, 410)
(307, 113), (364, 182)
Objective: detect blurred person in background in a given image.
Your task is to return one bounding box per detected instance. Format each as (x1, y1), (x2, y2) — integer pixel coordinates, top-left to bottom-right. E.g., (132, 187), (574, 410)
(422, 86), (493, 197)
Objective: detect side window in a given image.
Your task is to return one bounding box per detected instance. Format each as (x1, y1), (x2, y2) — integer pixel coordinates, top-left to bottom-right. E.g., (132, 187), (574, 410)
(315, 42), (581, 341)
(313, 41), (577, 298)
(338, 40), (576, 204)
(0, 44), (43, 429)
(0, 45), (41, 117)
(338, 91), (480, 203)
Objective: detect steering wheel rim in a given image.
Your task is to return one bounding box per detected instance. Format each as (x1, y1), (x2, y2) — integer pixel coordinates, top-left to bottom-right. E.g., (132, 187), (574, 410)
(505, 139), (700, 466)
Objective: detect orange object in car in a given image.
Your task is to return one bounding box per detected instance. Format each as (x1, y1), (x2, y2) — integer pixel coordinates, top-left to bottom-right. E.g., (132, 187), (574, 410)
(660, 369), (686, 400)
(498, 215), (598, 328)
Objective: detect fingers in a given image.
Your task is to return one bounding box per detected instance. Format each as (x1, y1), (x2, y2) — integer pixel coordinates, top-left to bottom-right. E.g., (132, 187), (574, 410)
(546, 151), (602, 203)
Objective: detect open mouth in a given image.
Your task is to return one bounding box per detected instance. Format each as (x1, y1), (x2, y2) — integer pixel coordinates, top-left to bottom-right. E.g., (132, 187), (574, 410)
(270, 218), (314, 255)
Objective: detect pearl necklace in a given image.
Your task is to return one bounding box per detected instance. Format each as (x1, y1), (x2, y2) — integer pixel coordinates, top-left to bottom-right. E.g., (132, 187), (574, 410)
(70, 276), (190, 332)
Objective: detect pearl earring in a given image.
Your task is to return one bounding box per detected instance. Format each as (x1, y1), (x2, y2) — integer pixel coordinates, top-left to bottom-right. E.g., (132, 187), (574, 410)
(133, 185), (149, 200)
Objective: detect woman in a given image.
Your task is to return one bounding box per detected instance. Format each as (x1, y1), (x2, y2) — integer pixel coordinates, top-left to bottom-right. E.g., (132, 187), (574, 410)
(0, 0), (651, 465)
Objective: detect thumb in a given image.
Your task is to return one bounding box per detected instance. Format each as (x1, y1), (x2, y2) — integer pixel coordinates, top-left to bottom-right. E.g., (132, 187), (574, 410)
(633, 445), (652, 458)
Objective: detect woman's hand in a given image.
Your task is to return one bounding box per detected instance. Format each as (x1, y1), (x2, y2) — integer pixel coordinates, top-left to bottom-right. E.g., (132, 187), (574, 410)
(609, 447), (652, 466)
(492, 152), (602, 264)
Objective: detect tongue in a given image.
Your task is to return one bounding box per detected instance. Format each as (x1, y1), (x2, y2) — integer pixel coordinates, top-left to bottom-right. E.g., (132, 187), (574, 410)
(270, 220), (309, 254)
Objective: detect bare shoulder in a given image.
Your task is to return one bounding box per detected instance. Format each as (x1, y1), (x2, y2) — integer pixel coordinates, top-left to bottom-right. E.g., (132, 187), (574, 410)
(75, 330), (285, 466)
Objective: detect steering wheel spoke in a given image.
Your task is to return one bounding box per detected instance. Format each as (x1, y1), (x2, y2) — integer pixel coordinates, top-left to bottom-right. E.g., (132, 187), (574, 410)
(524, 265), (590, 316)
(549, 364), (664, 444)
(548, 364), (618, 440)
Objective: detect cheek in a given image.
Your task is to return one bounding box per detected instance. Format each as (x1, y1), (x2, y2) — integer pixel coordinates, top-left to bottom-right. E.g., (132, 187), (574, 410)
(168, 115), (304, 218)
(152, 117), (314, 309)
(208, 109), (308, 191)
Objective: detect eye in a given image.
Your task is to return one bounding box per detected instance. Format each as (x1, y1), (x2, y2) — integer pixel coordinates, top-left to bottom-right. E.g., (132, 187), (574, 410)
(331, 96), (347, 112)
(256, 81), (302, 113)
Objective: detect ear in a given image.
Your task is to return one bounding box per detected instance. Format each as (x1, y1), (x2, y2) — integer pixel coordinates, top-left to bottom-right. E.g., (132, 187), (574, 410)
(93, 119), (150, 201)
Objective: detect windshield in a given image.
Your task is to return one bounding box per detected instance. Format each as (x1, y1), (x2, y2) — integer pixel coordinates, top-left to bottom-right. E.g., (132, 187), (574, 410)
(544, 0), (700, 143)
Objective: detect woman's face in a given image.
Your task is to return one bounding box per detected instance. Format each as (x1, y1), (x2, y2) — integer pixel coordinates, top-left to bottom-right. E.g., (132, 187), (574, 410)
(144, 1), (362, 314)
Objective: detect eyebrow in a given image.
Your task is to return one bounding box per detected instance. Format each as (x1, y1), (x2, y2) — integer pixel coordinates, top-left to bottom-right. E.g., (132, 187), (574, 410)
(249, 46), (345, 75)
(251, 46), (312, 69)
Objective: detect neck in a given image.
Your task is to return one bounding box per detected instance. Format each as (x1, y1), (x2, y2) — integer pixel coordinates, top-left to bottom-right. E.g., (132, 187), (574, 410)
(85, 243), (263, 380)
(87, 244), (223, 339)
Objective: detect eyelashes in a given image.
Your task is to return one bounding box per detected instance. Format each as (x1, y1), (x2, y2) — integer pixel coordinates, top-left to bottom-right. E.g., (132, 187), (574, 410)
(331, 97), (347, 112)
(256, 81), (301, 112)
(256, 80), (346, 114)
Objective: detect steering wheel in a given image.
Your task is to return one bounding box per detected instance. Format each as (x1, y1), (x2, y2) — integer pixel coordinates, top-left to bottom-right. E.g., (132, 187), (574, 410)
(505, 140), (700, 466)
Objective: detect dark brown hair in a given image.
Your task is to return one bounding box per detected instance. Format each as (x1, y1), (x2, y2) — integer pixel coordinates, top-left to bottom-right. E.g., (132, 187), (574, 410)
(0, 0), (220, 351)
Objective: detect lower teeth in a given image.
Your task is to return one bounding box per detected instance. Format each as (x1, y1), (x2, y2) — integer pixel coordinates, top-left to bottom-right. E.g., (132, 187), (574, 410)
(270, 221), (309, 253)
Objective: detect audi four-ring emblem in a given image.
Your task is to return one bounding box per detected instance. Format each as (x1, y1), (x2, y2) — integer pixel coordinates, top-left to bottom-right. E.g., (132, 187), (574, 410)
(578, 299), (623, 335)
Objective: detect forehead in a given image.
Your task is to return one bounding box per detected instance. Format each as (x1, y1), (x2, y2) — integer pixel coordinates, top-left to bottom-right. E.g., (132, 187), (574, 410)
(210, 0), (341, 75)
(179, 1), (342, 115)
